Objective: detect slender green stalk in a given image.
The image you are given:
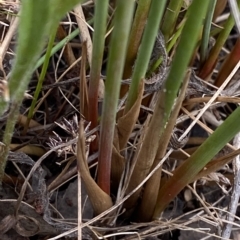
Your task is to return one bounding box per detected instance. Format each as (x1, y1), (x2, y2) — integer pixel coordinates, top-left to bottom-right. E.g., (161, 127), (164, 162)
(124, 0), (168, 113)
(35, 29), (80, 70)
(199, 0), (240, 78)
(123, 0), (152, 78)
(162, 0), (209, 125)
(161, 0), (184, 41)
(97, 0), (135, 194)
(166, 19), (185, 53)
(200, 0), (217, 64)
(25, 28), (57, 132)
(88, 0), (109, 134)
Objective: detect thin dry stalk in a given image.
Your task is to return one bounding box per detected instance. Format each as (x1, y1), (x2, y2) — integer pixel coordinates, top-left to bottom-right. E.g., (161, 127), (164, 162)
(179, 61), (240, 144)
(221, 132), (240, 238)
(77, 173), (82, 240)
(0, 16), (18, 76)
(74, 3), (93, 66)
